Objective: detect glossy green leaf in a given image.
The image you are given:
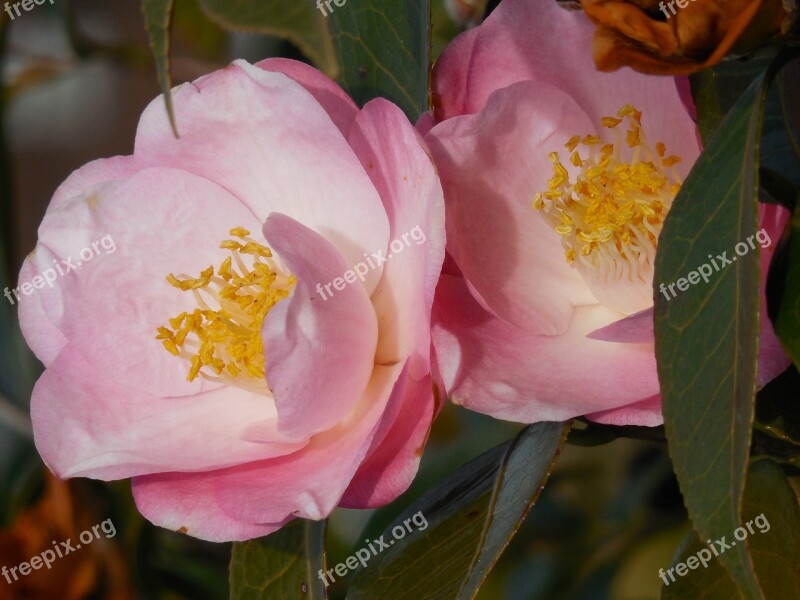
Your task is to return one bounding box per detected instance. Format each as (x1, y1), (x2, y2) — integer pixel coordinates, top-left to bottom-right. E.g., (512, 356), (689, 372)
(197, 0), (338, 77)
(141, 0), (177, 137)
(775, 195), (800, 368)
(230, 519), (327, 600)
(661, 460), (800, 599)
(329, 0), (431, 120)
(345, 421), (570, 600)
(655, 50), (798, 599)
(690, 54), (773, 144)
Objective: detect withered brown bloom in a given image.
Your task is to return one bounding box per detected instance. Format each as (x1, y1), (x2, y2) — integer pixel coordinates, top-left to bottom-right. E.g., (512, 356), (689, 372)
(579, 0), (794, 74)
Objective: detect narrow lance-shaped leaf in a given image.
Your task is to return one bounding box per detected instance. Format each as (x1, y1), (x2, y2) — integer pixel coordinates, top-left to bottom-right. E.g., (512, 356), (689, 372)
(197, 0), (338, 78)
(230, 519), (327, 600)
(141, 0), (177, 137)
(661, 459), (800, 600)
(655, 49), (799, 599)
(345, 421), (570, 600)
(330, 0), (431, 121)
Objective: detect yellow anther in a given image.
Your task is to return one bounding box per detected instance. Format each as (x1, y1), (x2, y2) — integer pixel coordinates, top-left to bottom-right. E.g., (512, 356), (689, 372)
(626, 127), (641, 148)
(158, 227), (295, 384)
(531, 105), (682, 268)
(565, 135), (581, 152)
(229, 227), (251, 237)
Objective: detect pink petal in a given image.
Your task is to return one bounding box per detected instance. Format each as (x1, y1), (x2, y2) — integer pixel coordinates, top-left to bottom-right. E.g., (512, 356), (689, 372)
(426, 81), (597, 335)
(347, 98), (446, 367)
(134, 60), (390, 278)
(586, 394), (663, 426)
(32, 349), (306, 480)
(434, 0), (700, 175)
(50, 155), (140, 210)
(132, 473), (287, 542)
(210, 362), (404, 525)
(431, 27), (479, 121)
(341, 365), (436, 508)
(30, 167), (261, 397)
(588, 308), (655, 344)
(254, 57), (359, 137)
(262, 214), (378, 440)
(17, 257), (67, 366)
(433, 274), (660, 422)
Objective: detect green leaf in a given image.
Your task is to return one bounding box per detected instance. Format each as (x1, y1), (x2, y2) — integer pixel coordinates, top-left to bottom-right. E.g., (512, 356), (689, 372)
(345, 421), (570, 600)
(661, 460), (800, 599)
(655, 49), (799, 599)
(775, 195), (800, 369)
(141, 0), (177, 137)
(690, 54), (773, 144)
(330, 0), (431, 121)
(230, 519), (327, 600)
(197, 0), (338, 77)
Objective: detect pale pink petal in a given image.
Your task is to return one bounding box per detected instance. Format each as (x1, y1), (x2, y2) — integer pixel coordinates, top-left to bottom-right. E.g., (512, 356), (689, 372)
(431, 27), (479, 121)
(426, 81), (597, 335)
(32, 349), (306, 480)
(134, 60), (390, 281)
(588, 308), (654, 344)
(341, 365), (436, 508)
(132, 473), (287, 542)
(49, 155), (140, 210)
(347, 99), (446, 368)
(586, 394), (663, 426)
(262, 214), (378, 440)
(254, 57), (359, 136)
(30, 167), (261, 397)
(433, 275), (659, 422)
(16, 257), (67, 366)
(435, 0), (700, 174)
(213, 362), (404, 524)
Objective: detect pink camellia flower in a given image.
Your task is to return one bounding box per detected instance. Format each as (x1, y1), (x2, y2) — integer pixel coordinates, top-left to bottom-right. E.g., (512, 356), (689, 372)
(423, 0), (790, 426)
(19, 59), (445, 541)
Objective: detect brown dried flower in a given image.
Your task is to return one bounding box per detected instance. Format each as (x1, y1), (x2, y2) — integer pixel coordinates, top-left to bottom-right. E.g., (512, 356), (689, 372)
(579, 0), (795, 74)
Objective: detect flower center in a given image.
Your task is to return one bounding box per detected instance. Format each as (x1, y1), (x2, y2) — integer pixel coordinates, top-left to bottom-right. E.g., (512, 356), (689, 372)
(156, 227), (295, 392)
(533, 104), (683, 312)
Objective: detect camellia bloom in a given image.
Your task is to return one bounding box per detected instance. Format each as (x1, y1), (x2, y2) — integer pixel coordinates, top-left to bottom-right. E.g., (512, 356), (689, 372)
(424, 0), (790, 425)
(580, 0), (793, 74)
(20, 59), (445, 541)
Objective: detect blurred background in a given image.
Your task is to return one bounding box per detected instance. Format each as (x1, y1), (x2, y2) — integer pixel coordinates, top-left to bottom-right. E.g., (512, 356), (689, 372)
(0, 2), (690, 598)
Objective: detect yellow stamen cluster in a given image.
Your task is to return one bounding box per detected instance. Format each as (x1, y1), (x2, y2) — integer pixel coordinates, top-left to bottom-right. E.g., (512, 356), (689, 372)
(157, 227), (295, 387)
(532, 105), (683, 271)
